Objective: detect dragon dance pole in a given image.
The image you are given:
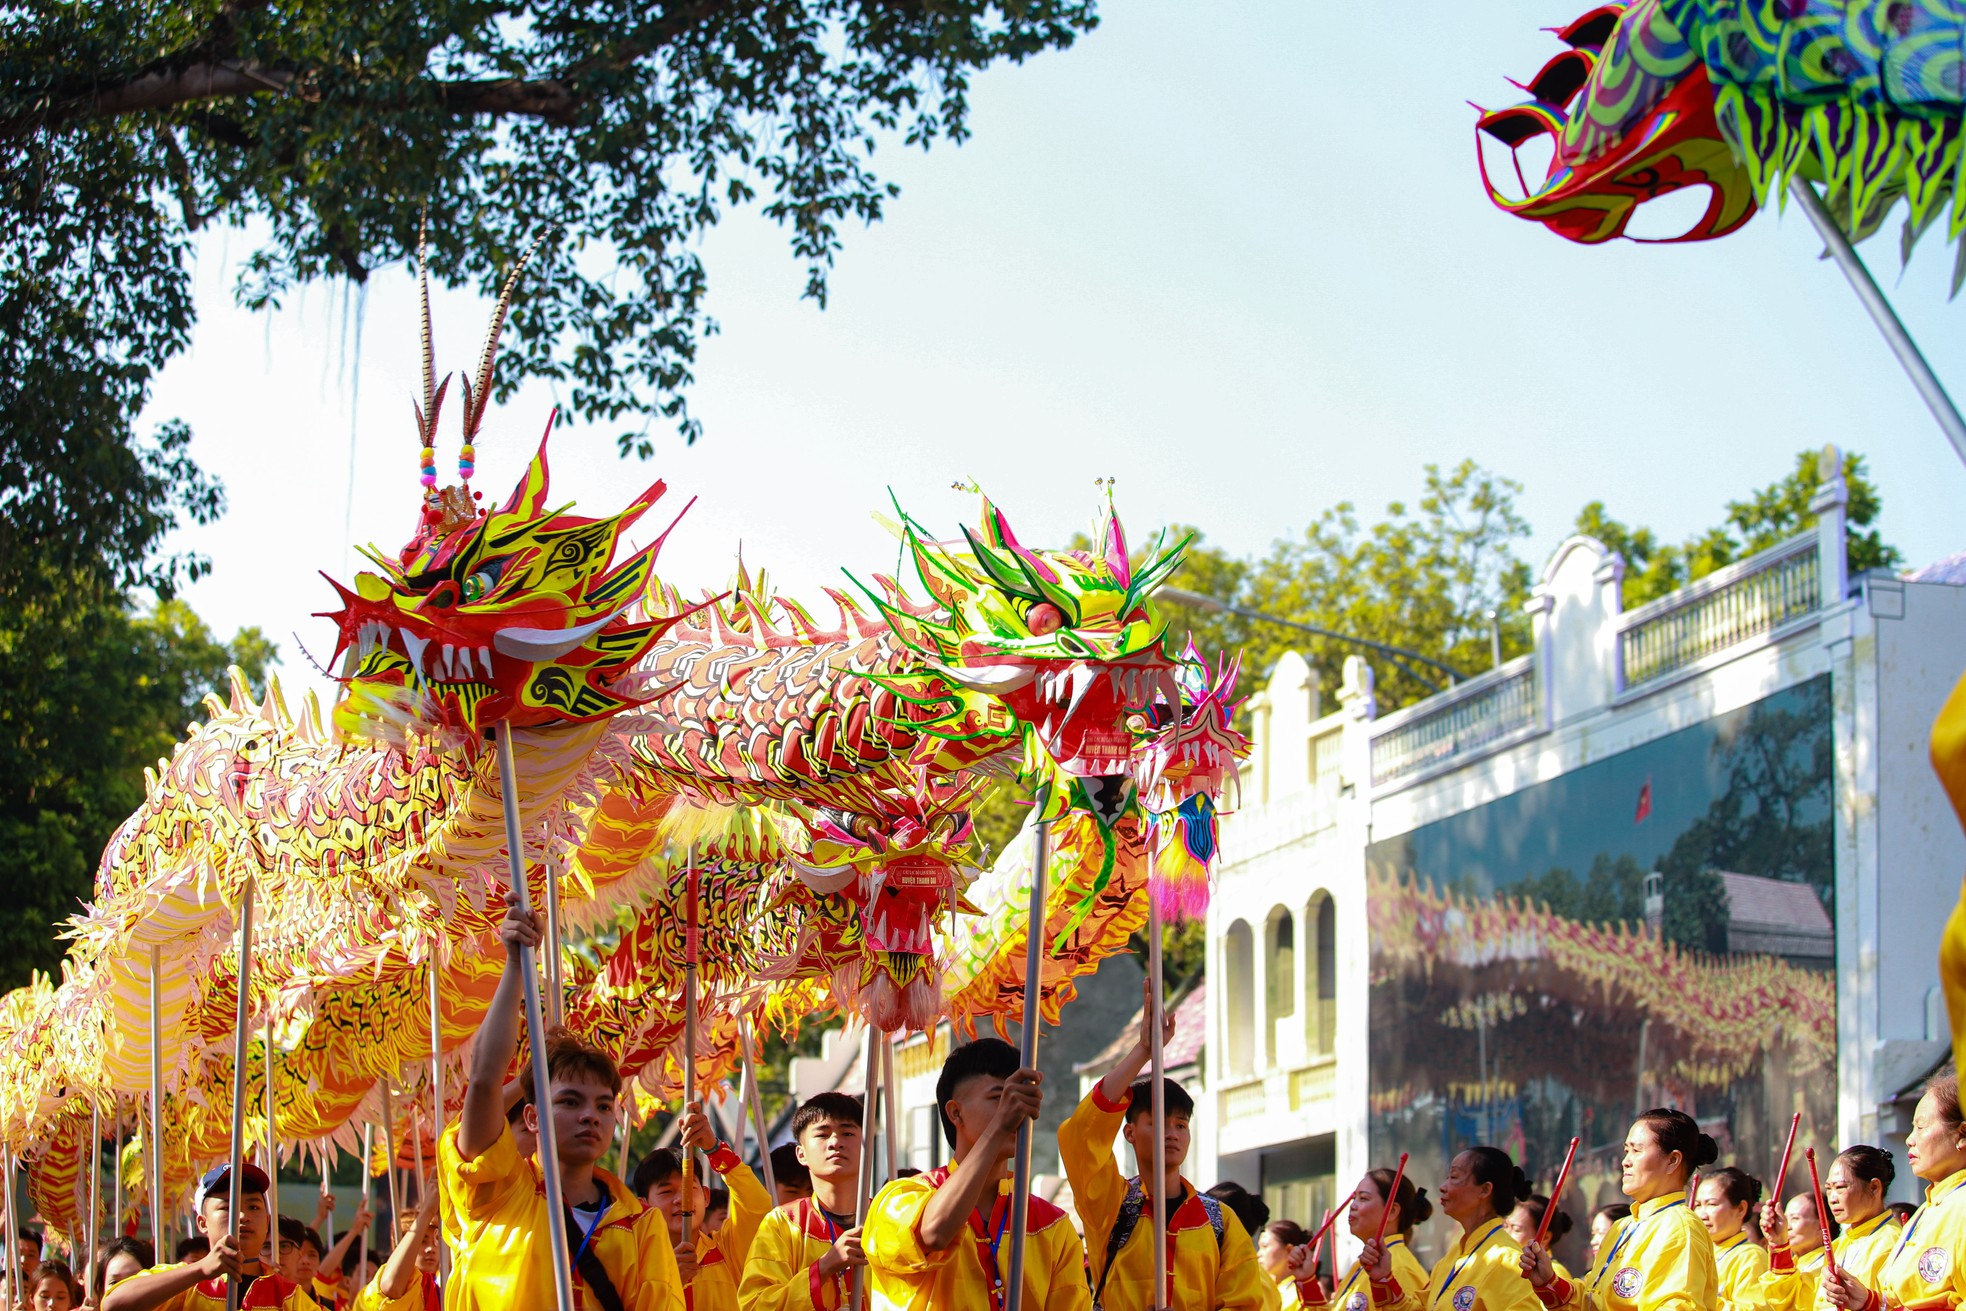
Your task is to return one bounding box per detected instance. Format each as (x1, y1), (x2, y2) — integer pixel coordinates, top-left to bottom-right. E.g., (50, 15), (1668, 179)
(1003, 818), (1053, 1311)
(227, 877), (257, 1311)
(5, 1146), (20, 1307)
(681, 850), (700, 1250)
(1790, 177), (1966, 471)
(739, 1017), (777, 1197)
(428, 960), (449, 1284)
(493, 721), (577, 1311)
(1147, 847), (1169, 1311)
(882, 1034), (900, 1179)
(850, 1025), (881, 1311)
(148, 945), (165, 1257)
(544, 858), (565, 1029)
(265, 1014), (279, 1230)
(381, 1083), (401, 1226)
(360, 1123), (374, 1274)
(88, 1103), (100, 1290)
(113, 1109), (123, 1244)
(411, 1103), (429, 1211)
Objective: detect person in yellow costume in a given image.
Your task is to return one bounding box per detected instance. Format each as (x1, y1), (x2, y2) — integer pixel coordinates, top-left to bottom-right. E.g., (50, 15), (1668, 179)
(1287, 1167), (1433, 1311)
(102, 1164), (312, 1310)
(1824, 1071), (1966, 1311)
(351, 1190), (442, 1311)
(440, 888), (683, 1311)
(738, 1092), (867, 1311)
(1258, 1219), (1312, 1310)
(863, 1037), (1087, 1311)
(1518, 1108), (1719, 1311)
(1756, 1189), (1832, 1311)
(1815, 1146), (1902, 1307)
(1359, 1147), (1541, 1311)
(1059, 998), (1264, 1311)
(1505, 1196), (1576, 1289)
(632, 1101), (771, 1311)
(1697, 1168), (1770, 1311)
(1932, 675), (1966, 1075)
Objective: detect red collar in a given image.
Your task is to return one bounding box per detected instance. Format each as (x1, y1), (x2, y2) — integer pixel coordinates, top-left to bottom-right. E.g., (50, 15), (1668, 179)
(920, 1166), (1068, 1231)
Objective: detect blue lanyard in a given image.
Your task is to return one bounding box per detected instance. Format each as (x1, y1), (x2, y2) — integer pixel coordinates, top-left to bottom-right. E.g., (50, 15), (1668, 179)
(1890, 1186), (1953, 1265)
(1595, 1200), (1685, 1286)
(571, 1196), (611, 1267)
(1431, 1222), (1504, 1308)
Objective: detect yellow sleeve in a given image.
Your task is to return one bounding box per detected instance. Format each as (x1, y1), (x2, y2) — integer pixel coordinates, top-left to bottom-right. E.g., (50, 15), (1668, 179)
(636, 1206), (686, 1311)
(1371, 1252), (1432, 1311)
(709, 1152), (773, 1271)
(1217, 1209), (1272, 1311)
(348, 1275), (418, 1311)
(439, 1119), (527, 1222)
(737, 1211), (841, 1311)
(1037, 1218), (1093, 1311)
(862, 1177), (950, 1277)
(1635, 1220), (1712, 1311)
(1057, 1084), (1130, 1259)
(1475, 1244), (1543, 1311)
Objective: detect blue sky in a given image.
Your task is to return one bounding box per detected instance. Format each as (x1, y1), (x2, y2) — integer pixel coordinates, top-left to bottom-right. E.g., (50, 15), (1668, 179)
(149, 0), (1966, 703)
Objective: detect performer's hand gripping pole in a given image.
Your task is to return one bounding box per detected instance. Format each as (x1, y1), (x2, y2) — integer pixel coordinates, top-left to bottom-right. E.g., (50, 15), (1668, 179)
(1002, 818), (1053, 1311)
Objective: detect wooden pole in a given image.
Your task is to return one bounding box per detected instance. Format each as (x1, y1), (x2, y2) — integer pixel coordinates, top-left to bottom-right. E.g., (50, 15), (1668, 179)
(739, 1018), (777, 1197)
(226, 877), (257, 1311)
(148, 945), (165, 1258)
(1147, 853), (1169, 1311)
(492, 722), (577, 1311)
(1002, 818), (1052, 1311)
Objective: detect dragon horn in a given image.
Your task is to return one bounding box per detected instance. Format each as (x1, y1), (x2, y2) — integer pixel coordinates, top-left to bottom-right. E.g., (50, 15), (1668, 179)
(418, 210), (435, 442)
(462, 230), (551, 443)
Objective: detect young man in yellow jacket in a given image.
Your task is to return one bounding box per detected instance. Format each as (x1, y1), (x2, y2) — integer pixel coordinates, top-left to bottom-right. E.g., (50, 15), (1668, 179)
(440, 888), (683, 1311)
(634, 1103), (772, 1311)
(1060, 999), (1266, 1311)
(738, 1092), (867, 1311)
(863, 1038), (1088, 1311)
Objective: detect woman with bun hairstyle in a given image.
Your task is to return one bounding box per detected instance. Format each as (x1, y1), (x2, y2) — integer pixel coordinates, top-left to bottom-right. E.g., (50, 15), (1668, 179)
(1518, 1109), (1719, 1311)
(1755, 1189), (1834, 1311)
(1589, 1207), (1632, 1270)
(1825, 1070), (1966, 1311)
(1506, 1196), (1575, 1287)
(1697, 1168), (1770, 1311)
(1287, 1168), (1433, 1311)
(1261, 1220), (1313, 1310)
(1814, 1145), (1902, 1305)
(1360, 1147), (1542, 1311)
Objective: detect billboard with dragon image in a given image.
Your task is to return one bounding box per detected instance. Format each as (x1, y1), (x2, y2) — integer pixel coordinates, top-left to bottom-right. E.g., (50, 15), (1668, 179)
(1366, 675), (1836, 1268)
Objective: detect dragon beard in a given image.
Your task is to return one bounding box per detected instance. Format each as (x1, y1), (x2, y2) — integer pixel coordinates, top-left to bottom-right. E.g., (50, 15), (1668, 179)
(834, 956), (944, 1033)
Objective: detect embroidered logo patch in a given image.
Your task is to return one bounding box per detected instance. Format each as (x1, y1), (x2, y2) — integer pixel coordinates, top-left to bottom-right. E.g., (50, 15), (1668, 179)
(1346, 1291), (1368, 1311)
(1920, 1247), (1950, 1284)
(1453, 1286), (1477, 1311)
(1611, 1267), (1642, 1298)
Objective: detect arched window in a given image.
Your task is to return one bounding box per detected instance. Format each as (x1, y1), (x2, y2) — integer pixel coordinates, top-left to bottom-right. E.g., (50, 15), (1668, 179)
(1307, 892), (1337, 1056)
(1225, 919), (1255, 1078)
(1265, 907), (1295, 1068)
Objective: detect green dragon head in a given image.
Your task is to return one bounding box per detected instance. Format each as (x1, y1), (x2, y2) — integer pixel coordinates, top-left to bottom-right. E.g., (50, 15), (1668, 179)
(866, 492), (1190, 827)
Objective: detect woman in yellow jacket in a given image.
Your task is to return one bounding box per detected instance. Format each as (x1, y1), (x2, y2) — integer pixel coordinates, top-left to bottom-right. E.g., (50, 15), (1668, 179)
(1518, 1108), (1719, 1311)
(1287, 1168), (1434, 1311)
(1819, 1145), (1903, 1304)
(1755, 1190), (1831, 1311)
(1359, 1146), (1543, 1311)
(1824, 1071), (1966, 1311)
(1259, 1220), (1313, 1310)
(1698, 1168), (1770, 1311)
(1505, 1196), (1575, 1289)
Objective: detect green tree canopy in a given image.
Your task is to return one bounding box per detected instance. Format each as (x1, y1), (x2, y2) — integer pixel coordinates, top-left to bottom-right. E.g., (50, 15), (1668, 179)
(3, 0), (1097, 596)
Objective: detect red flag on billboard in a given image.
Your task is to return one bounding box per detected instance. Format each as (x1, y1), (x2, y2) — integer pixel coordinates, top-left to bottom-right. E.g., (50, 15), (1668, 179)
(1635, 777), (1652, 824)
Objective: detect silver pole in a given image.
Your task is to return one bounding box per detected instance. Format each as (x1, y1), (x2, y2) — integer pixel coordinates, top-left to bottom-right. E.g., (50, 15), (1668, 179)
(494, 722), (577, 1311)
(1003, 819), (1053, 1311)
(381, 1083), (401, 1227)
(681, 849), (699, 1251)
(543, 859), (565, 1029)
(411, 1103), (428, 1212)
(1790, 177), (1966, 470)
(428, 957), (448, 1284)
(265, 1015), (279, 1230)
(148, 946), (164, 1257)
(88, 1103), (101, 1287)
(4, 1146), (21, 1308)
(1147, 857), (1170, 1311)
(849, 1026), (880, 1311)
(227, 878), (257, 1311)
(882, 1035), (900, 1180)
(360, 1124), (374, 1274)
(739, 1018), (776, 1197)
(113, 1107), (123, 1245)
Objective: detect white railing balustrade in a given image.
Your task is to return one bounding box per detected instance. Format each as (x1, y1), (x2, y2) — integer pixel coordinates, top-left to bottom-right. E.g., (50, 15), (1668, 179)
(1618, 534), (1821, 690)
(1369, 656), (1539, 787)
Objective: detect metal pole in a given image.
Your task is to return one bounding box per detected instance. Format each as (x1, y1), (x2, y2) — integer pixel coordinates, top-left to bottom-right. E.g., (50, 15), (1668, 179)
(428, 956), (449, 1284)
(616, 1111), (633, 1182)
(681, 849), (699, 1250)
(1002, 818), (1053, 1311)
(89, 1102), (101, 1288)
(265, 1014), (279, 1230)
(882, 1034), (900, 1180)
(1789, 177), (1966, 470)
(113, 1107), (123, 1244)
(544, 859), (565, 1029)
(148, 945), (165, 1258)
(4, 1147), (21, 1309)
(227, 877), (257, 1311)
(849, 1026), (880, 1311)
(739, 1018), (776, 1197)
(411, 1103), (428, 1211)
(1148, 855), (1170, 1311)
(493, 722), (577, 1311)
(321, 1165), (333, 1251)
(360, 1123), (374, 1275)
(381, 1084), (401, 1227)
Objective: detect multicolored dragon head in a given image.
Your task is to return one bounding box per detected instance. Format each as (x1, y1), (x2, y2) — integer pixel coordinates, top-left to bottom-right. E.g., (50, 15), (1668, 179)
(1478, 1), (1966, 259)
(780, 777), (985, 1032)
(1135, 645), (1249, 921)
(870, 493), (1190, 828)
(322, 237), (687, 744)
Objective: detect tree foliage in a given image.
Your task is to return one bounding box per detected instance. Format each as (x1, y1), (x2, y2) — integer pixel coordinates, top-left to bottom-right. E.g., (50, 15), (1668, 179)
(0, 585), (272, 989)
(3, 0), (1097, 596)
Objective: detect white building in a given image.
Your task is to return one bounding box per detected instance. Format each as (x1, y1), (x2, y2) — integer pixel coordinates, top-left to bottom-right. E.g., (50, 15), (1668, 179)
(1200, 448), (1966, 1265)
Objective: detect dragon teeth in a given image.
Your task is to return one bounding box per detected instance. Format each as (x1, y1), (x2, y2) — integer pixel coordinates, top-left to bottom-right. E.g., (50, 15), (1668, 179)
(400, 628), (430, 679)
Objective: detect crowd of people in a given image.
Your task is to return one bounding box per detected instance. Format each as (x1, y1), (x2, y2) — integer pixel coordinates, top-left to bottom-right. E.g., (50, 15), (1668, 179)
(17, 895), (1965, 1310)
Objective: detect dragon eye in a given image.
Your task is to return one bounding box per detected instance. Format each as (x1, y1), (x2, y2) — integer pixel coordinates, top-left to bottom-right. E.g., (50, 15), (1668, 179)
(461, 556), (511, 603)
(421, 580), (460, 610)
(1027, 602), (1065, 635)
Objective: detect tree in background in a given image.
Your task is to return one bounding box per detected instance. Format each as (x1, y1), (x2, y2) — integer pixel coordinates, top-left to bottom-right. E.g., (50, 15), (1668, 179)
(0, 589), (272, 989)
